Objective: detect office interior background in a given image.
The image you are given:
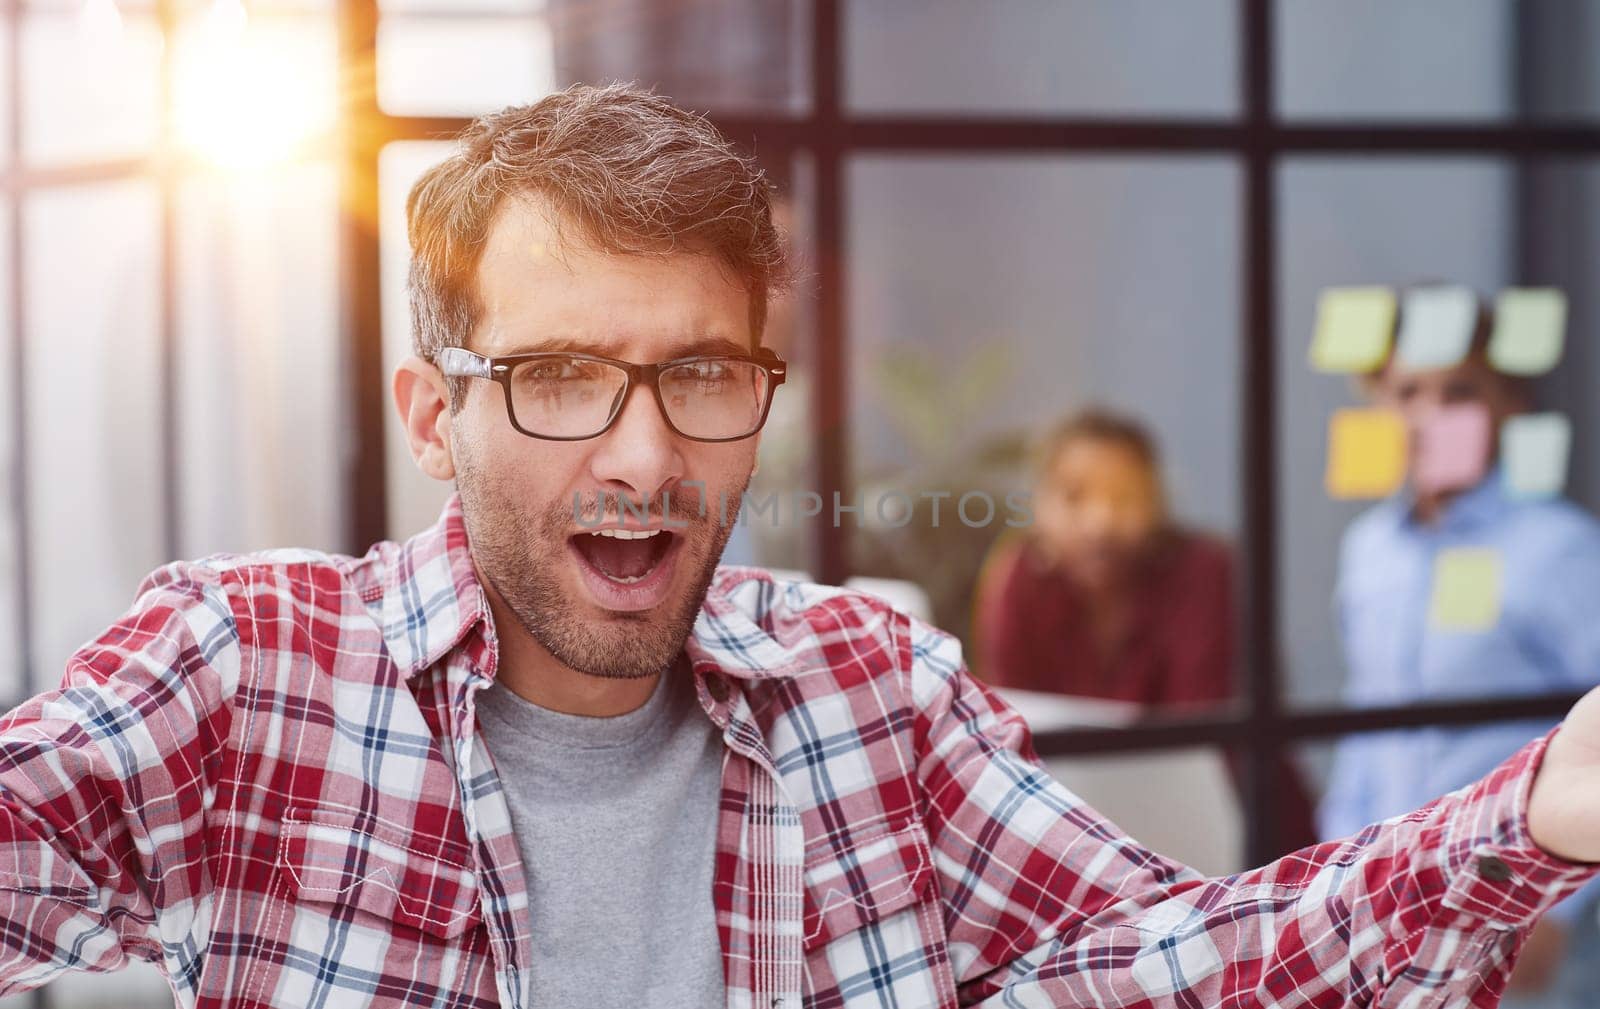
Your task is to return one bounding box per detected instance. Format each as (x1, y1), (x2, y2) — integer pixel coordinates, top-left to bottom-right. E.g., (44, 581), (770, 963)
(4, 0), (1600, 1005)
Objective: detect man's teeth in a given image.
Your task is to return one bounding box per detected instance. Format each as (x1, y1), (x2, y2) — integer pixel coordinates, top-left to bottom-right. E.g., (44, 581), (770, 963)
(588, 528), (664, 540)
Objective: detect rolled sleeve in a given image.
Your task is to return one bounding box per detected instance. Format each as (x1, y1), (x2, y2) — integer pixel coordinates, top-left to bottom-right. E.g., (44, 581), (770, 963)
(1437, 730), (1598, 931)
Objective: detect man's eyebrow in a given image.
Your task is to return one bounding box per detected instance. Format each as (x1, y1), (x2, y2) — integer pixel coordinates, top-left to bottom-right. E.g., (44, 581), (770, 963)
(501, 335), (613, 356)
(497, 335), (753, 358)
(668, 336), (751, 358)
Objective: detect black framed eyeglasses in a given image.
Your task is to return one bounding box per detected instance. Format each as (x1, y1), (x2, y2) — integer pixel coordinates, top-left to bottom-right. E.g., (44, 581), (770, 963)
(436, 346), (787, 442)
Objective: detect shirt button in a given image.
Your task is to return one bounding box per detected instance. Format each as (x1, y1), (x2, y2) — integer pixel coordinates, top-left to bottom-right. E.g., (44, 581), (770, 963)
(706, 676), (730, 703)
(1477, 856), (1514, 883)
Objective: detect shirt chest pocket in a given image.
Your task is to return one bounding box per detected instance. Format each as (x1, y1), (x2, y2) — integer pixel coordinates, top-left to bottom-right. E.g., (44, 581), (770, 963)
(801, 823), (939, 958)
(245, 805), (492, 1008)
(277, 806), (482, 940)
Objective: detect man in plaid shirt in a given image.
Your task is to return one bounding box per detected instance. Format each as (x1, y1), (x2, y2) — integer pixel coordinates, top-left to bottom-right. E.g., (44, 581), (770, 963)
(5, 84), (1600, 1009)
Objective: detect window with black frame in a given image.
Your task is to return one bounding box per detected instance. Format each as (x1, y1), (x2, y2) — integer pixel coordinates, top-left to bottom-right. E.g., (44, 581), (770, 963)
(358, 0), (1600, 850)
(2, 1), (346, 1006)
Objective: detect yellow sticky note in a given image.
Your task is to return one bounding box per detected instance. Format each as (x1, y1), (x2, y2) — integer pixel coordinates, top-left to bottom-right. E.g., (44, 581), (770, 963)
(1325, 408), (1407, 499)
(1488, 288), (1567, 376)
(1429, 548), (1502, 632)
(1310, 286), (1397, 373)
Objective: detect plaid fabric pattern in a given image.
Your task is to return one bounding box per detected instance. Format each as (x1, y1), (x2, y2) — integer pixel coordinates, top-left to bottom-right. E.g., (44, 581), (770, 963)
(0, 494), (1590, 1008)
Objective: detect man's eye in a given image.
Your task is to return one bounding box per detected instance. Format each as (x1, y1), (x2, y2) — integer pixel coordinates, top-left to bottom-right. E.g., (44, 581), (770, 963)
(684, 361), (731, 381)
(523, 359), (589, 383)
(667, 360), (736, 395)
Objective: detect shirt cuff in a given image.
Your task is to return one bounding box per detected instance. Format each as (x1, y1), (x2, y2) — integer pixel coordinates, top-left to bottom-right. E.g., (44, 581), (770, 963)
(1439, 729), (1600, 931)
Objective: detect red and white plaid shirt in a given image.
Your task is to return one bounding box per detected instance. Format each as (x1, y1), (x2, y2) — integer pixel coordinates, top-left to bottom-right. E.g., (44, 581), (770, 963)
(0, 494), (1590, 1008)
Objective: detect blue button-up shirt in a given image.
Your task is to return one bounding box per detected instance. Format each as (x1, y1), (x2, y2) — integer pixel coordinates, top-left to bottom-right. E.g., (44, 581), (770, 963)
(1321, 470), (1600, 927)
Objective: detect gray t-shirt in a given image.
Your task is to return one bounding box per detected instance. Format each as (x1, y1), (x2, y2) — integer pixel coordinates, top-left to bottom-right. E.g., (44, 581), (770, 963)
(475, 668), (726, 1008)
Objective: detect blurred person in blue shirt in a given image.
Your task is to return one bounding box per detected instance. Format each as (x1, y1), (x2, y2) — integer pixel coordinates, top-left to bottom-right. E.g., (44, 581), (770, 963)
(1319, 286), (1600, 1007)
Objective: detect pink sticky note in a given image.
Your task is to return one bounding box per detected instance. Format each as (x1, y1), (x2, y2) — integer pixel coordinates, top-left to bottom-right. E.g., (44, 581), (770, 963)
(1413, 402), (1492, 496)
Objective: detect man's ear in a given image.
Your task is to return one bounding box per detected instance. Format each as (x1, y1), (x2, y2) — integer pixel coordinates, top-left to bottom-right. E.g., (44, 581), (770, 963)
(393, 356), (457, 481)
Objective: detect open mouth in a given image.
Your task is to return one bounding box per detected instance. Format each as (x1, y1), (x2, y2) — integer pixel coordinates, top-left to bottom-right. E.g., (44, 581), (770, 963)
(570, 527), (677, 584)
(567, 526), (684, 613)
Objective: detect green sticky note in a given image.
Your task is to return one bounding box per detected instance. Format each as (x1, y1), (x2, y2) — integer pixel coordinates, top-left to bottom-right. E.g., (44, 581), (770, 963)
(1502, 412), (1572, 500)
(1429, 548), (1502, 632)
(1310, 286), (1397, 373)
(1489, 288), (1567, 376)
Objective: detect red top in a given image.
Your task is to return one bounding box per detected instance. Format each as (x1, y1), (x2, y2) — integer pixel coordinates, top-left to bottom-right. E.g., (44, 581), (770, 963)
(975, 529), (1319, 852)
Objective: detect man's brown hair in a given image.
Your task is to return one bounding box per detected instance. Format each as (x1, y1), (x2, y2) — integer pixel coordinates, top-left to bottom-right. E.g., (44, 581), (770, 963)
(405, 82), (791, 402)
(1038, 408), (1161, 475)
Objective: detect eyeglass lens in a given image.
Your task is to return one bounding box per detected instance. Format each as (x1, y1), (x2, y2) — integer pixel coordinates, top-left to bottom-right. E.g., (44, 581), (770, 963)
(508, 357), (771, 439)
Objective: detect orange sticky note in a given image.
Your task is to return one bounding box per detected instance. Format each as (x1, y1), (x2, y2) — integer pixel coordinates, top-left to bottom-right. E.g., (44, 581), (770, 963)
(1325, 408), (1407, 499)
(1429, 548), (1502, 632)
(1310, 287), (1397, 373)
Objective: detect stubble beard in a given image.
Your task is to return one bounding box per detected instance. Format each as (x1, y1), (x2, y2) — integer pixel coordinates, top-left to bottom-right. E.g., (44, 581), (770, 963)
(456, 455), (749, 679)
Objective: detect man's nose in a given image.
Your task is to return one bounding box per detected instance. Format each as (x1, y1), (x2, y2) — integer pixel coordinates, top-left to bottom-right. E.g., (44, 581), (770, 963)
(1078, 499), (1117, 537)
(587, 381), (687, 508)
(1401, 397), (1444, 435)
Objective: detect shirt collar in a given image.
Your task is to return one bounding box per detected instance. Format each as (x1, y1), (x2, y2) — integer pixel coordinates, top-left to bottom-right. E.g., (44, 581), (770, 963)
(685, 573), (810, 683)
(380, 493), (494, 681)
(1442, 467), (1511, 530)
(1396, 466), (1512, 536)
(381, 495), (802, 685)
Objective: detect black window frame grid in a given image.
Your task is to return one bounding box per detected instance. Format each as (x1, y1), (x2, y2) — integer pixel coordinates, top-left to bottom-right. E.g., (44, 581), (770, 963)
(343, 0), (1600, 868)
(0, 22), (1594, 1000)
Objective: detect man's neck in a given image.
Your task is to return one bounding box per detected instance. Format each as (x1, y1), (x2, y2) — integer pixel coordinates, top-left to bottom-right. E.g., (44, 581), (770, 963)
(1412, 492), (1449, 527)
(1412, 481), (1480, 528)
(478, 577), (662, 719)
(499, 654), (661, 718)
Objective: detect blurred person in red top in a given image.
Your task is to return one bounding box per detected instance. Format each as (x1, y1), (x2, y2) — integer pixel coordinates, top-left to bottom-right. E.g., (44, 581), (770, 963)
(975, 408), (1318, 852)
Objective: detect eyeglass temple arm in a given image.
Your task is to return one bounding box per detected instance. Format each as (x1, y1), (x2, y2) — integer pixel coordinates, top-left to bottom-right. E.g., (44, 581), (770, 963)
(436, 348), (492, 379)
(756, 347), (787, 380)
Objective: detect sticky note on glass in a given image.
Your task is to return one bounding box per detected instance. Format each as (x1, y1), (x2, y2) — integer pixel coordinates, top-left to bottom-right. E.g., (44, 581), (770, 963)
(1488, 288), (1567, 375)
(1429, 548), (1502, 632)
(1395, 285), (1478, 369)
(1502, 412), (1572, 500)
(1310, 287), (1397, 373)
(1413, 402), (1491, 496)
(1326, 408), (1407, 499)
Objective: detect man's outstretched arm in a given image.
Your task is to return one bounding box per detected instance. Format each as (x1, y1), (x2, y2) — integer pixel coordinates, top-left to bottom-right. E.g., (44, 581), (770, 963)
(1525, 688), (1600, 864)
(0, 563), (237, 995)
(905, 616), (1597, 1008)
